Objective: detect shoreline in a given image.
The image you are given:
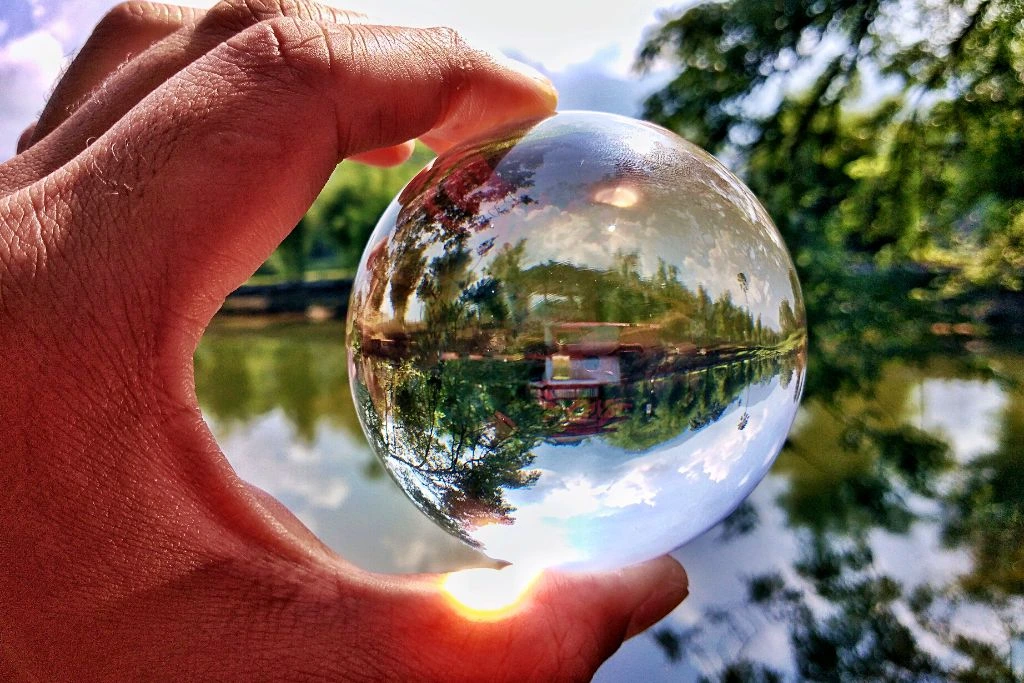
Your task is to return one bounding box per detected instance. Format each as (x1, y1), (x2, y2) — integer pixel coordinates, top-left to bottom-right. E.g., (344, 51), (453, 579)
(217, 277), (1024, 344)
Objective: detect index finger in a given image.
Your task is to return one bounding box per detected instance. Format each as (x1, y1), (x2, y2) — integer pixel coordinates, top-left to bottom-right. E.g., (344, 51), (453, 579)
(53, 18), (558, 370)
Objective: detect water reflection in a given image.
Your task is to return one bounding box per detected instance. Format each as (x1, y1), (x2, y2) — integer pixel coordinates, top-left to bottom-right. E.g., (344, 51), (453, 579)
(194, 321), (486, 573)
(196, 323), (1022, 679)
(621, 357), (1024, 682)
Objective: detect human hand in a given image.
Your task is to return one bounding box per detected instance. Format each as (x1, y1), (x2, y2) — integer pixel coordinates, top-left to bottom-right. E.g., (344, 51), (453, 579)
(0, 2), (687, 680)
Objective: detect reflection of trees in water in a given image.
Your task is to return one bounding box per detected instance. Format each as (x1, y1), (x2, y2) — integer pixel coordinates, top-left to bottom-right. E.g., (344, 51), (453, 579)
(648, 359), (1024, 680)
(195, 323), (358, 444)
(943, 361), (1024, 599)
(194, 326), (1023, 677)
(735, 533), (1018, 681)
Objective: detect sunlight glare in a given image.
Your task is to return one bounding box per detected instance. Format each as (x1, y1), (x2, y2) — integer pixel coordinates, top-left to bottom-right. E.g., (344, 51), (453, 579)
(593, 184), (641, 208)
(442, 565), (542, 615)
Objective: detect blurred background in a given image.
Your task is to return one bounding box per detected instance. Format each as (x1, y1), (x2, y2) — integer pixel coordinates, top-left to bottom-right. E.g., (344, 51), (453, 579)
(2, 0), (1022, 679)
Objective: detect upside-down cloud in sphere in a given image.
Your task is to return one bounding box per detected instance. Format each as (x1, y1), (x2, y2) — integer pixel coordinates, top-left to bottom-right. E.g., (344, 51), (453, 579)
(347, 111), (807, 571)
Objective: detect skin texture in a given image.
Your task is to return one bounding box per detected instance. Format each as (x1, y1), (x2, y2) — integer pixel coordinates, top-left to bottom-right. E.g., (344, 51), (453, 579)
(0, 1), (688, 681)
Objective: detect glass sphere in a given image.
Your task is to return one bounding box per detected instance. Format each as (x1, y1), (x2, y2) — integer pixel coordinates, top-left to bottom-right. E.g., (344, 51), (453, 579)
(347, 111), (807, 571)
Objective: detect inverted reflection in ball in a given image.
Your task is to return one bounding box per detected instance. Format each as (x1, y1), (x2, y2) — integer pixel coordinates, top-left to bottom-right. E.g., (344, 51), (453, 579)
(347, 111), (806, 571)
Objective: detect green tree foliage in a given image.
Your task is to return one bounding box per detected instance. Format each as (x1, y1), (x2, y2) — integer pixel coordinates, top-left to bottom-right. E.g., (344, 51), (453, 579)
(354, 357), (546, 543)
(639, 0), (1022, 258)
(639, 0), (1024, 396)
(263, 145), (435, 280)
(485, 246), (801, 347)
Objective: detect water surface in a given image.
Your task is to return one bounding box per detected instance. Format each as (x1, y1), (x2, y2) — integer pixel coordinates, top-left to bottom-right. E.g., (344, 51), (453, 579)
(196, 319), (1023, 680)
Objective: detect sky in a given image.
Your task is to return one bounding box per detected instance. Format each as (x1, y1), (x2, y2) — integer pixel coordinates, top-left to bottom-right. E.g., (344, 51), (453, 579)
(0, 0), (684, 160)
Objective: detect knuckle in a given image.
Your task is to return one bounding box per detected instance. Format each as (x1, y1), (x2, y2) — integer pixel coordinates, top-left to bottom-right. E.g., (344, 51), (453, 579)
(179, 19), (330, 158)
(202, 0), (278, 34)
(265, 16), (334, 74)
(201, 0), (322, 34)
(224, 16), (332, 79)
(418, 26), (483, 73)
(414, 26), (482, 85)
(93, 1), (160, 36)
(412, 26), (480, 112)
(16, 122), (37, 154)
(423, 25), (469, 53)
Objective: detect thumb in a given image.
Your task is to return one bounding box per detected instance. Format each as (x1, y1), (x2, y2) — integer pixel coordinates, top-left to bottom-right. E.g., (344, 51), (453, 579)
(619, 556), (690, 639)
(532, 555), (689, 647)
(402, 555), (688, 682)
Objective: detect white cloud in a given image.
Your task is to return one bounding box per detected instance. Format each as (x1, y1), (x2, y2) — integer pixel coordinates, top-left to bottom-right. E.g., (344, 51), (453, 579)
(0, 29), (66, 159)
(526, 464), (659, 523)
(221, 410), (352, 511)
(918, 377), (1006, 462)
(604, 467), (659, 508)
(533, 474), (604, 517)
(335, 0), (671, 76)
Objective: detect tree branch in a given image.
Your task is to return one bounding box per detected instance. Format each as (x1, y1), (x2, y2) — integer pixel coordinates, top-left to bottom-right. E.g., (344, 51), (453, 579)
(783, 0), (880, 157)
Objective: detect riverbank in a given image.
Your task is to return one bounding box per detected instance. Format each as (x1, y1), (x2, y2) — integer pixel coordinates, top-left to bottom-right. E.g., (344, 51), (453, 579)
(219, 279), (352, 320)
(219, 277), (1024, 343)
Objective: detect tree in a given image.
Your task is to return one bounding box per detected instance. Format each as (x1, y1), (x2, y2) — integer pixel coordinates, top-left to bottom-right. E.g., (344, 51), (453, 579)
(639, 0), (1022, 248)
(264, 145), (435, 279)
(638, 0), (1024, 398)
(355, 356), (548, 543)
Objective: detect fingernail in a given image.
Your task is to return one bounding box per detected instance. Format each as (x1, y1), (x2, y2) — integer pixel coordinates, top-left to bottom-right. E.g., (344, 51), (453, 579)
(492, 53), (559, 109)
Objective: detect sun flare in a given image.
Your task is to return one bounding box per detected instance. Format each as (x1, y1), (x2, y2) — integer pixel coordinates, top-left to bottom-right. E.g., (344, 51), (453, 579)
(442, 566), (542, 616)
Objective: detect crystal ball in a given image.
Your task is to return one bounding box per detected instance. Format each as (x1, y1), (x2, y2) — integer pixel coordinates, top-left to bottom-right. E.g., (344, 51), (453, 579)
(347, 111), (806, 571)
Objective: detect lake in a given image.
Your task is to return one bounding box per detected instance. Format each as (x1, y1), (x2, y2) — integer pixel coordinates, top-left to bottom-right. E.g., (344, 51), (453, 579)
(195, 318), (1023, 681)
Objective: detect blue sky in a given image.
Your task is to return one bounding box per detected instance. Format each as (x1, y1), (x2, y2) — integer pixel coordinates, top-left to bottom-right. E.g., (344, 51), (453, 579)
(0, 0), (682, 159)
